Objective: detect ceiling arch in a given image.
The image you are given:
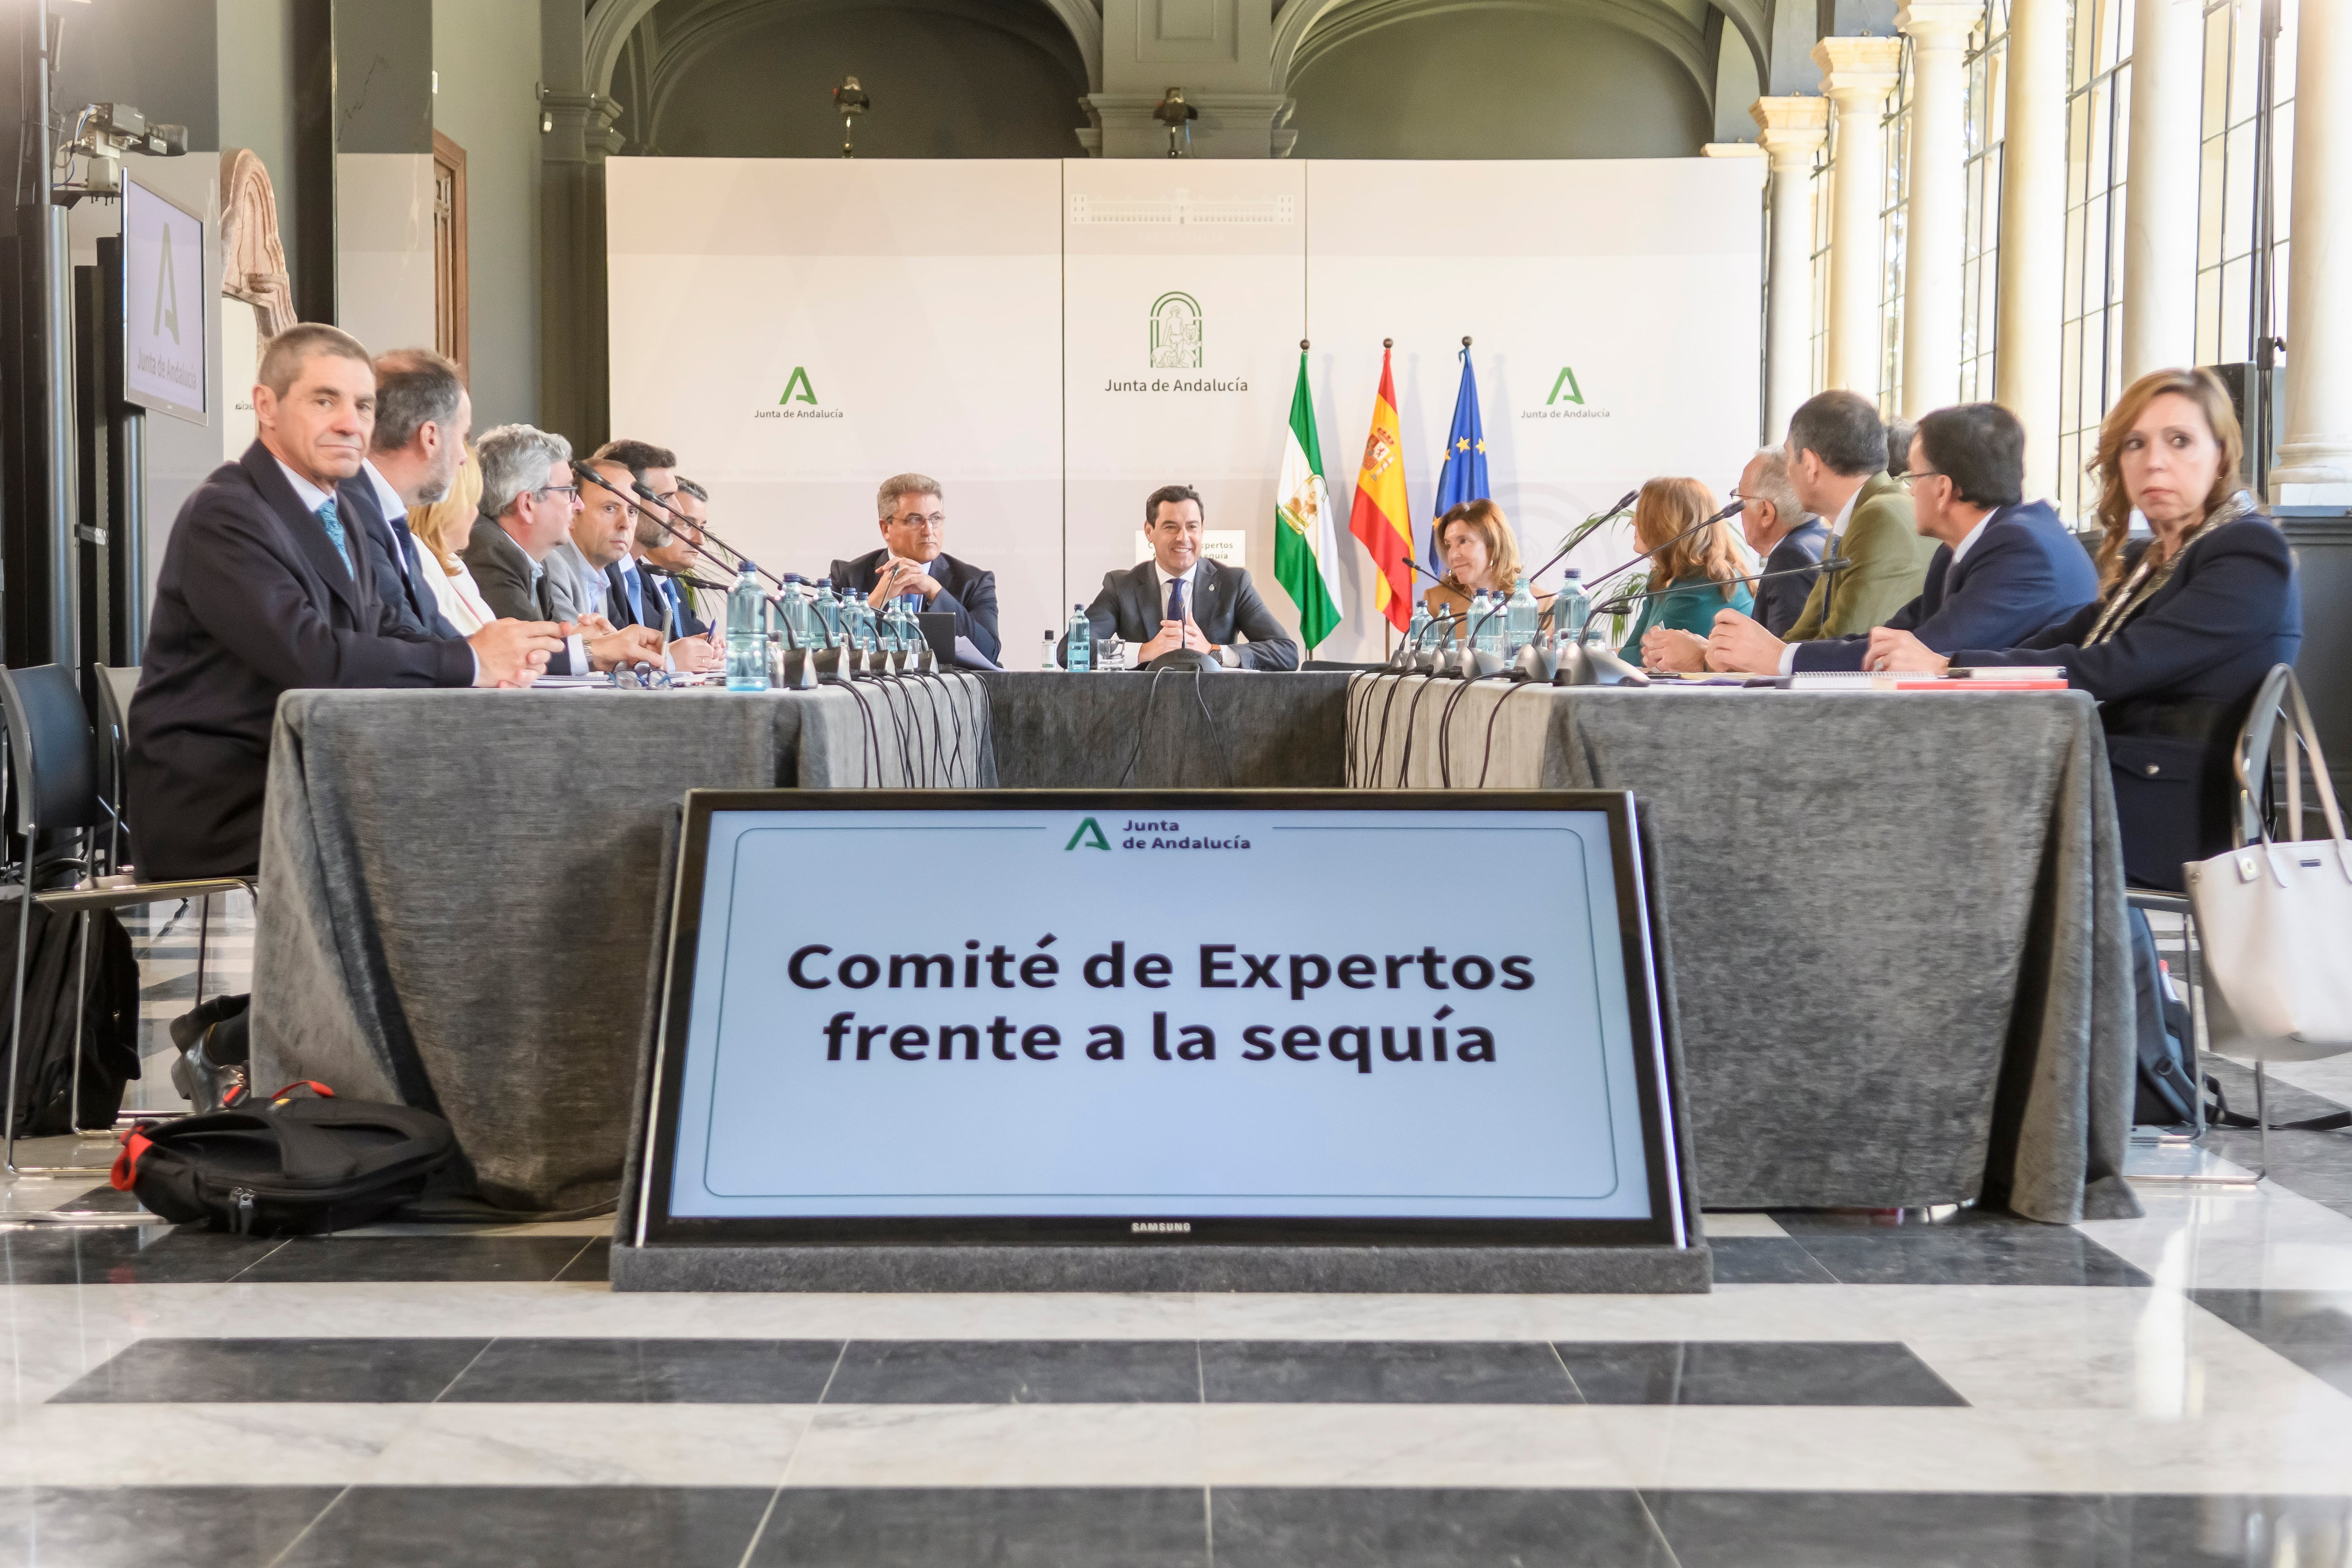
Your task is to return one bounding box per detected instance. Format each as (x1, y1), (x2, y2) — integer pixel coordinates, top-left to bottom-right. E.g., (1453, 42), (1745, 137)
(586, 0), (1106, 99)
(1273, 0), (1771, 107)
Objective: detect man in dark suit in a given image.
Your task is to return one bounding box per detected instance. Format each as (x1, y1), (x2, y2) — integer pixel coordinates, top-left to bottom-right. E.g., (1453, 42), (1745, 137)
(642, 477), (715, 637)
(127, 325), (560, 881)
(1707, 403), (2101, 675)
(1738, 448), (1827, 637)
(830, 472), (1001, 665)
(356, 348), (468, 639)
(1068, 484), (1300, 670)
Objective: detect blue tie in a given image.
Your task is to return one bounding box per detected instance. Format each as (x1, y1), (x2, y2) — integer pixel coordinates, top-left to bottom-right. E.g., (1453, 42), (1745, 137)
(664, 579), (686, 630)
(1166, 574), (1185, 625)
(315, 497), (352, 577)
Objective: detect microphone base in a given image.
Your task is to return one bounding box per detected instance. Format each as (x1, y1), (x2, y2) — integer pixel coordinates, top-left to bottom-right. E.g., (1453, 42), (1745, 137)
(1509, 645), (1557, 683)
(1552, 640), (1651, 688)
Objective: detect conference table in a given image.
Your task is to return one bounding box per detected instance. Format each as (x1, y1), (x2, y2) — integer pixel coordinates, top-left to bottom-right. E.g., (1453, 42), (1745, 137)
(249, 669), (2137, 1226)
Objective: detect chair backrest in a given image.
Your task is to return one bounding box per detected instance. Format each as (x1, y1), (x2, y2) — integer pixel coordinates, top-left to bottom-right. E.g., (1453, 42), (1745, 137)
(95, 665), (138, 748)
(2233, 663), (2344, 849)
(0, 664), (102, 836)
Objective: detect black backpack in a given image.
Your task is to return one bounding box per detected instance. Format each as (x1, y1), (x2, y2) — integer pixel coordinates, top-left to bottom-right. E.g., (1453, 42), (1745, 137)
(0, 900), (140, 1136)
(111, 1082), (457, 1235)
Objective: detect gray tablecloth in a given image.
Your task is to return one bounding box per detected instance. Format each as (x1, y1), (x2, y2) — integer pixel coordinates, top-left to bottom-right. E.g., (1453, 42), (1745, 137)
(1346, 675), (2139, 1225)
(984, 670), (1353, 787)
(251, 678), (993, 1213)
(250, 669), (2135, 1224)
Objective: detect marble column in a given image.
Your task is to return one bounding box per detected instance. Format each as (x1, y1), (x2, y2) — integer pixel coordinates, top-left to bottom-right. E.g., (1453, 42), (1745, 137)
(2271, 0), (2352, 504)
(1813, 37), (1905, 395)
(1897, 3), (1979, 416)
(1752, 96), (1831, 440)
(2120, 0), (2203, 380)
(1996, 0), (2067, 498)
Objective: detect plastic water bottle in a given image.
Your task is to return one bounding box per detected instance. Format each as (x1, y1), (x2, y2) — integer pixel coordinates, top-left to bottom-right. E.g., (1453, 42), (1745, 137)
(776, 573), (812, 647)
(1555, 568), (1592, 646)
(1065, 605), (1092, 671)
(898, 593), (925, 653)
(725, 563), (770, 691)
(1470, 590), (1502, 657)
(813, 580), (843, 646)
(1040, 629), (1056, 669)
(1404, 601), (1432, 650)
(845, 596), (875, 651)
(1503, 578), (1539, 656)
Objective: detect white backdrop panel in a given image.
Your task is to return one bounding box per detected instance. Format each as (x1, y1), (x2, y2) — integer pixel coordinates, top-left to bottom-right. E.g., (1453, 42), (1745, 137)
(607, 159), (1064, 653)
(1063, 161), (1305, 651)
(609, 158), (1758, 665)
(1304, 160), (1763, 663)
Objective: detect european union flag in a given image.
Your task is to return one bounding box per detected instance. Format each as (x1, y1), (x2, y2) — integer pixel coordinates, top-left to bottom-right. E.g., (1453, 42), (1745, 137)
(1430, 344), (1489, 568)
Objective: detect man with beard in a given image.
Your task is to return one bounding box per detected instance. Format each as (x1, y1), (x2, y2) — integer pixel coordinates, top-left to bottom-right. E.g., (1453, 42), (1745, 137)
(357, 348), (471, 638)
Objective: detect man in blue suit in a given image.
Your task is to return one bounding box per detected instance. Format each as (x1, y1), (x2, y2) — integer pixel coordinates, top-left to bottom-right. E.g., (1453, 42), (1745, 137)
(1705, 402), (2100, 675)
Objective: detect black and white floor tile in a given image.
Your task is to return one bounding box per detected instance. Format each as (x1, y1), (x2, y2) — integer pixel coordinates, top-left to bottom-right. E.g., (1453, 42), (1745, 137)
(0, 898), (2341, 1564)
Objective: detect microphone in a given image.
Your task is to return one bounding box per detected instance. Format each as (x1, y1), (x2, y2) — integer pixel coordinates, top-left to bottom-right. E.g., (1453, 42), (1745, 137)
(638, 563), (730, 595)
(628, 479), (787, 595)
(573, 465), (747, 587)
(1589, 554), (1855, 617)
(1523, 489), (1639, 591)
(1582, 498), (1744, 596)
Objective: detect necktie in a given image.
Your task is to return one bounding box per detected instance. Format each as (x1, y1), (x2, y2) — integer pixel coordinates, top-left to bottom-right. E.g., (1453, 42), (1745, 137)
(1166, 574), (1185, 626)
(665, 579), (686, 630)
(316, 497), (352, 577)
(622, 564), (645, 624)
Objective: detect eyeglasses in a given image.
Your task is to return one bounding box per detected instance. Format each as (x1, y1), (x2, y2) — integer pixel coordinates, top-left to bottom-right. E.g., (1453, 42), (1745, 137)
(534, 484), (580, 501)
(892, 512), (947, 528)
(1905, 469), (1949, 487)
(607, 661), (673, 691)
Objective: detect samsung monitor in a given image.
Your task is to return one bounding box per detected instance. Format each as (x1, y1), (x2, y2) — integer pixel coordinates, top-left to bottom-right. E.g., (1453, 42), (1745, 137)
(634, 788), (1691, 1250)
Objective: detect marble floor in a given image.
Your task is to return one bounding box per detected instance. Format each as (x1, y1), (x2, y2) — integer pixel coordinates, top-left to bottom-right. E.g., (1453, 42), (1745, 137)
(0, 899), (2343, 1564)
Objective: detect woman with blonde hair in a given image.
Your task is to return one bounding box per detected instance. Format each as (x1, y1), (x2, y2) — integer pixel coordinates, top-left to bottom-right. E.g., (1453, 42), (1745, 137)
(408, 449), (500, 635)
(1422, 499), (1549, 636)
(1870, 367), (2300, 890)
(1618, 477), (1750, 663)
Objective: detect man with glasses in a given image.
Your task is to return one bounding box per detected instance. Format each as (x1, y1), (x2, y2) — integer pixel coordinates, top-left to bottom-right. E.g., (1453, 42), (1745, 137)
(1703, 403), (2098, 674)
(1640, 448), (1824, 671)
(464, 424), (665, 674)
(830, 472), (1002, 664)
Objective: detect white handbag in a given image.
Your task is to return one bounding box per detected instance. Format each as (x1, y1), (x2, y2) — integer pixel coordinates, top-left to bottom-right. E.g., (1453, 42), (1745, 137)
(2184, 667), (2352, 1062)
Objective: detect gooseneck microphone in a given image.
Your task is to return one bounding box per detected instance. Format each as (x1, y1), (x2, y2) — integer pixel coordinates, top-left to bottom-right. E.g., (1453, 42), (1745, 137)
(629, 479), (791, 595)
(1522, 489), (1639, 591)
(1582, 497), (1746, 596)
(573, 465), (746, 588)
(1589, 555), (1856, 618)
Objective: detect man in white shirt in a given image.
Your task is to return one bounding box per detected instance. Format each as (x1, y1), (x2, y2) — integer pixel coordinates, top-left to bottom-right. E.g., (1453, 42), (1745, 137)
(1065, 485), (1300, 670)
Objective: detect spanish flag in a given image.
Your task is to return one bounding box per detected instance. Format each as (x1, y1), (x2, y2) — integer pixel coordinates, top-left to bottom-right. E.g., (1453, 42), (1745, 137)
(1347, 344), (1414, 633)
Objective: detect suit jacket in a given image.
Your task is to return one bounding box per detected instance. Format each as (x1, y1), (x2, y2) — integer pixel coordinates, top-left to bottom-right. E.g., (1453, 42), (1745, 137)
(1069, 558), (1301, 671)
(546, 538), (624, 627)
(462, 517), (590, 676)
(829, 548), (1001, 665)
(1754, 518), (1828, 637)
(345, 481), (460, 640)
(127, 441), (473, 880)
(1957, 512), (2302, 890)
(1785, 471), (1934, 640)
(1791, 501), (2101, 672)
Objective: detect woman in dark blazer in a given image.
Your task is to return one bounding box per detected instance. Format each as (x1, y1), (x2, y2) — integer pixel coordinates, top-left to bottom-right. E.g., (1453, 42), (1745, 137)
(1867, 368), (2302, 891)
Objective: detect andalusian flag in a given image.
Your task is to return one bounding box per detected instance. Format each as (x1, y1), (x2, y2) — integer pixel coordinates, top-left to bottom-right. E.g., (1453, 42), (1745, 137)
(1347, 342), (1413, 633)
(1276, 351), (1343, 649)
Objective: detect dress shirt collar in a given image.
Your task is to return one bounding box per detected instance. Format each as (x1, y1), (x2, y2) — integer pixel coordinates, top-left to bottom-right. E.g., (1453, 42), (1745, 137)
(361, 460), (407, 532)
(1152, 557), (1202, 612)
(1948, 510), (1995, 567)
(273, 457), (335, 516)
(1828, 485), (1860, 540)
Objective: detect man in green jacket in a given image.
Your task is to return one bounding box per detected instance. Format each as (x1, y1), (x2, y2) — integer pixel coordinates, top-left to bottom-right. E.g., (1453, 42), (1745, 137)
(1700, 389), (1935, 675)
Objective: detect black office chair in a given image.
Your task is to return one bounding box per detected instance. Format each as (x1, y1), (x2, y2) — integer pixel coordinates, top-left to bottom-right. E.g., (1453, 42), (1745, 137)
(0, 664), (246, 1175)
